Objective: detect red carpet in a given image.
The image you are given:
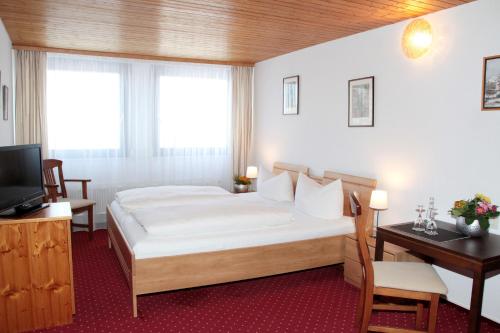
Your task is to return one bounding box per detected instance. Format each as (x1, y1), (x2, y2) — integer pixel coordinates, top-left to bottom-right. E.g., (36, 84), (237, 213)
(35, 230), (500, 333)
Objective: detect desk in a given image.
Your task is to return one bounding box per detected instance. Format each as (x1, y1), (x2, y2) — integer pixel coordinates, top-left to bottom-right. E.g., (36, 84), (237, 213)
(375, 221), (500, 333)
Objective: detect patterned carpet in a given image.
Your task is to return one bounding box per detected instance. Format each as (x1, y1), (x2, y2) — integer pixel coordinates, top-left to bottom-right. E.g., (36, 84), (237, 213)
(35, 230), (500, 333)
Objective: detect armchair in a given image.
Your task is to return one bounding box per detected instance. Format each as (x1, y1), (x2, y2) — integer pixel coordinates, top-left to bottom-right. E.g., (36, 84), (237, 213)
(42, 159), (96, 240)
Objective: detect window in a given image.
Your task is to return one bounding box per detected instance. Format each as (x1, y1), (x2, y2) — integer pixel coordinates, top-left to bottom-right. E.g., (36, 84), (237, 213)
(47, 69), (123, 153)
(46, 54), (233, 192)
(157, 75), (230, 150)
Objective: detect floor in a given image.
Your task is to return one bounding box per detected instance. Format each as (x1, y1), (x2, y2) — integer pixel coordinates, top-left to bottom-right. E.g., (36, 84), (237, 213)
(35, 230), (500, 332)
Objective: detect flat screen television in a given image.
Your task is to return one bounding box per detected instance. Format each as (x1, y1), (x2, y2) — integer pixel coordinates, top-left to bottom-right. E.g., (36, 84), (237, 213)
(0, 144), (45, 215)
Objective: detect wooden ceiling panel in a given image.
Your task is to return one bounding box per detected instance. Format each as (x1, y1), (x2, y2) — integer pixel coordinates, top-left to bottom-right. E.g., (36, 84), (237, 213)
(0, 0), (473, 65)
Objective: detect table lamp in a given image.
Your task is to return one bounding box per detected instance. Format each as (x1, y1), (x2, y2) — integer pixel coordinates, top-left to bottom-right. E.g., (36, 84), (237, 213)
(370, 190), (388, 237)
(246, 166), (258, 179)
(246, 166), (258, 191)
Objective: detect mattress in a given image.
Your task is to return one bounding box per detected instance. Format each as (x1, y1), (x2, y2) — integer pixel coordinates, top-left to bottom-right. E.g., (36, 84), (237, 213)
(110, 192), (355, 259)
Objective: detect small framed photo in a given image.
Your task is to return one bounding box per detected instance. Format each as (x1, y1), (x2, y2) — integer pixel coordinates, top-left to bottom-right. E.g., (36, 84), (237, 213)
(348, 76), (374, 127)
(0, 71), (2, 115)
(3, 86), (8, 121)
(482, 55), (500, 111)
(283, 75), (299, 115)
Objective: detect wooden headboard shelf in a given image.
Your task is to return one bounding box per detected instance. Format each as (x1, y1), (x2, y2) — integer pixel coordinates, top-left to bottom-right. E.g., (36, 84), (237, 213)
(272, 162), (309, 188)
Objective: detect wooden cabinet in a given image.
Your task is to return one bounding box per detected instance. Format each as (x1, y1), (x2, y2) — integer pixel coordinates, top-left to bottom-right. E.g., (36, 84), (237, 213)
(344, 233), (423, 288)
(0, 203), (74, 333)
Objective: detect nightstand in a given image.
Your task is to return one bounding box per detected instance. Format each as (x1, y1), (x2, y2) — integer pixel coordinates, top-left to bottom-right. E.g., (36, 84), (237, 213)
(344, 233), (423, 288)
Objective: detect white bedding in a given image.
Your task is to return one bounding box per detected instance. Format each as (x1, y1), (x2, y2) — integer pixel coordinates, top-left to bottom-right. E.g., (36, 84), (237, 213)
(130, 197), (293, 236)
(110, 192), (355, 259)
(115, 185), (232, 211)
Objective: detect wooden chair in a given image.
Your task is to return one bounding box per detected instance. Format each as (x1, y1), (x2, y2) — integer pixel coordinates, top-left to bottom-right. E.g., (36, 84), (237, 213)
(349, 192), (447, 333)
(43, 159), (96, 240)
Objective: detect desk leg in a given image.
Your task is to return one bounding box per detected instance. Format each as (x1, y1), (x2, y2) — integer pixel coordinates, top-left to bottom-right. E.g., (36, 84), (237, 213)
(468, 270), (485, 333)
(375, 234), (384, 261)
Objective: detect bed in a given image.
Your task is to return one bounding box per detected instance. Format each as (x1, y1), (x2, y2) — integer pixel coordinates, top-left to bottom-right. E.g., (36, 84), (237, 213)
(106, 162), (377, 316)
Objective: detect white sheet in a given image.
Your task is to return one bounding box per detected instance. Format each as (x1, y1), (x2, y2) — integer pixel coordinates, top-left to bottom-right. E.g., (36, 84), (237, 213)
(115, 185), (231, 211)
(130, 197), (293, 236)
(110, 192), (355, 259)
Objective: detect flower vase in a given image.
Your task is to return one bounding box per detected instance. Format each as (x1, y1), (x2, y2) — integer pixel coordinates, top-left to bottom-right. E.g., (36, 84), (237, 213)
(455, 216), (488, 237)
(233, 184), (249, 193)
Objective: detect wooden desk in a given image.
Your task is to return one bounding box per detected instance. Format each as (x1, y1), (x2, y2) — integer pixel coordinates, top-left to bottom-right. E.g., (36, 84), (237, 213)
(0, 203), (74, 333)
(375, 221), (500, 333)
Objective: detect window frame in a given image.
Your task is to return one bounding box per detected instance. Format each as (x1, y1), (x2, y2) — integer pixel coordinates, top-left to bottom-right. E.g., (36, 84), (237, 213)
(46, 61), (128, 158)
(153, 68), (232, 156)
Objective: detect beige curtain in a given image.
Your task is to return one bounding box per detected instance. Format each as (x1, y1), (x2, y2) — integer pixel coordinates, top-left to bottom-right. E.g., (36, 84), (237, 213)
(15, 50), (48, 158)
(232, 66), (254, 177)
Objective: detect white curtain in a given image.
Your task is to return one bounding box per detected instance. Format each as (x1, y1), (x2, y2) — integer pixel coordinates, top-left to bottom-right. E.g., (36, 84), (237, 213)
(232, 66), (254, 177)
(46, 54), (234, 223)
(15, 50), (48, 158)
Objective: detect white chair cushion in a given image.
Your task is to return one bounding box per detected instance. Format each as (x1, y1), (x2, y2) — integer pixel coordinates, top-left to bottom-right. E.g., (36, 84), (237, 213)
(59, 198), (95, 210)
(257, 167), (294, 202)
(373, 261), (448, 295)
(295, 173), (343, 219)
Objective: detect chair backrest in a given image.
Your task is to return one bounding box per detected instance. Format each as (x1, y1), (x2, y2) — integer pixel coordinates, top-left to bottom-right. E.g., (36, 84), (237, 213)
(42, 159), (68, 198)
(349, 191), (374, 288)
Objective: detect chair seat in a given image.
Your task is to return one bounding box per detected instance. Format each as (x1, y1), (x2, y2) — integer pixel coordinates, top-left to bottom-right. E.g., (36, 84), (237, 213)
(373, 261), (448, 295)
(59, 198), (95, 210)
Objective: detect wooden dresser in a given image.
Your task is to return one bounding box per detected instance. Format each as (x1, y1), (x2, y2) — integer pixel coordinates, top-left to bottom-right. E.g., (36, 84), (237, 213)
(0, 203), (74, 333)
(344, 233), (423, 288)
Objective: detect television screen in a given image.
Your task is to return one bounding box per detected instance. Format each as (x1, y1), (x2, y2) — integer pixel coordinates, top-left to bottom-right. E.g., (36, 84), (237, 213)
(0, 144), (44, 213)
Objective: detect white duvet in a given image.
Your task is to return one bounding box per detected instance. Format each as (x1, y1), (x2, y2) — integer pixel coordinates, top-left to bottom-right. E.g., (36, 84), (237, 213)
(116, 185), (294, 236)
(115, 185), (232, 211)
(130, 197), (293, 236)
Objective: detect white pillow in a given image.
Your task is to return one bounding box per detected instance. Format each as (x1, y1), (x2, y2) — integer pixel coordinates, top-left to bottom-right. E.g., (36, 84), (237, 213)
(295, 173), (344, 219)
(257, 167), (294, 202)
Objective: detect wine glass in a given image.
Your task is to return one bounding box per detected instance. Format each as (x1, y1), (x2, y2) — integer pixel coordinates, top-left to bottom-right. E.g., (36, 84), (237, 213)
(425, 208), (439, 236)
(412, 205), (425, 231)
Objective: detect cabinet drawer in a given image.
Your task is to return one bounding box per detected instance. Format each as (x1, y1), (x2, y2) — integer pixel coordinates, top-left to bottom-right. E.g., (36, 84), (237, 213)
(345, 237), (360, 262)
(346, 237), (395, 262)
(344, 258), (363, 287)
(369, 246), (395, 262)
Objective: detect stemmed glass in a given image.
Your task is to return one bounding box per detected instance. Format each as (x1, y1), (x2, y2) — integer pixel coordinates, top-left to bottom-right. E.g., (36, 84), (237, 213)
(425, 208), (439, 236)
(412, 205), (426, 231)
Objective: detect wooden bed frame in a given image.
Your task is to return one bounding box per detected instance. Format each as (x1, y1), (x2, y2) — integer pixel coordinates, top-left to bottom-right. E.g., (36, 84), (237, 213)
(106, 162), (377, 316)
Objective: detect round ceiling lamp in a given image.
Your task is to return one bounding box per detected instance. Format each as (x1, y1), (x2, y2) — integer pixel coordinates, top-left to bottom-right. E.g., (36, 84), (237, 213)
(402, 19), (433, 59)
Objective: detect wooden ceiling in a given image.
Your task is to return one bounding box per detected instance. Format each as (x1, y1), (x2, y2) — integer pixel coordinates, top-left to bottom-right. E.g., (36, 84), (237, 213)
(0, 0), (472, 66)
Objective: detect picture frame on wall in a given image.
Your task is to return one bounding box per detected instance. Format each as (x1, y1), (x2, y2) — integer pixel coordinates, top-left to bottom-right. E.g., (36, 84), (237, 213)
(2, 86), (7, 121)
(348, 76), (374, 127)
(0, 71), (2, 116)
(482, 55), (500, 111)
(283, 75), (299, 115)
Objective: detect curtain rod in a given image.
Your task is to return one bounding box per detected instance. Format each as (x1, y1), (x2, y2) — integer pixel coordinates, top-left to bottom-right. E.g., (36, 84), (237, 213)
(12, 45), (255, 68)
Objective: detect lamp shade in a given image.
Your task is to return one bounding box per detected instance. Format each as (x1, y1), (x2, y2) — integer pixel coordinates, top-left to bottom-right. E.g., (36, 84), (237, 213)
(246, 166), (258, 179)
(370, 190), (388, 210)
(402, 19), (433, 59)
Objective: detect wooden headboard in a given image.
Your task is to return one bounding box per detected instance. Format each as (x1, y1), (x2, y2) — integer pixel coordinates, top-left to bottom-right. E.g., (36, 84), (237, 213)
(322, 171), (377, 232)
(272, 162), (309, 188)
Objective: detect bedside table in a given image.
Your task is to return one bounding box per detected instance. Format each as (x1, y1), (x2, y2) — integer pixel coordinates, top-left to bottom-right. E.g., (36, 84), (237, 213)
(344, 233), (423, 288)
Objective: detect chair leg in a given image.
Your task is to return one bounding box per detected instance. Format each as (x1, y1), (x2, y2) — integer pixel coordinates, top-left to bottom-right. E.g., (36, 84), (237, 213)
(360, 289), (373, 333)
(416, 302), (424, 330)
(88, 206), (94, 240)
(428, 294), (440, 333)
(356, 282), (366, 323)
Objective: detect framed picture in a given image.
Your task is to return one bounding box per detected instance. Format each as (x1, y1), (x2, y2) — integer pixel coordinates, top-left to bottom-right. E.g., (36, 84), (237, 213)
(482, 55), (500, 111)
(348, 76), (374, 127)
(0, 71), (2, 115)
(283, 75), (299, 115)
(2, 86), (7, 121)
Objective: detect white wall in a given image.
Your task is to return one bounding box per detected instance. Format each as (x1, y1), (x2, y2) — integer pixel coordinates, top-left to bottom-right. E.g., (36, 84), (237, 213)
(253, 0), (500, 323)
(0, 19), (13, 145)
